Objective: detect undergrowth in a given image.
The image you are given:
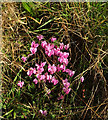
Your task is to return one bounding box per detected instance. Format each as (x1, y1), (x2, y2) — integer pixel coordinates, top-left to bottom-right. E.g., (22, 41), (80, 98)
(1, 2), (108, 120)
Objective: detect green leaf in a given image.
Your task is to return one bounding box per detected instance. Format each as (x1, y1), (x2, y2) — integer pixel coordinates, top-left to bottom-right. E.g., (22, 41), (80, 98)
(14, 112), (16, 119)
(21, 115), (24, 118)
(37, 17), (56, 29)
(22, 3), (33, 15)
(3, 109), (13, 117)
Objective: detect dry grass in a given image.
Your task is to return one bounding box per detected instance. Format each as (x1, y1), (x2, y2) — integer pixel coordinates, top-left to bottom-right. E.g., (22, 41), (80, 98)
(2, 2), (108, 119)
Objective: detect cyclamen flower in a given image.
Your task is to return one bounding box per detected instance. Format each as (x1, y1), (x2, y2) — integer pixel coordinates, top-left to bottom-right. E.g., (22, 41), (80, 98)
(58, 57), (64, 63)
(51, 76), (58, 85)
(40, 75), (45, 80)
(40, 62), (46, 67)
(62, 78), (68, 83)
(30, 41), (39, 54)
(46, 74), (52, 82)
(37, 35), (44, 41)
(44, 43), (55, 57)
(45, 43), (54, 51)
(62, 78), (70, 88)
(62, 52), (69, 58)
(63, 87), (71, 94)
(60, 43), (64, 50)
(27, 68), (36, 76)
(17, 81), (24, 88)
(39, 110), (47, 116)
(48, 64), (57, 74)
(30, 47), (37, 54)
(57, 64), (66, 72)
(33, 78), (38, 84)
(63, 58), (69, 65)
(45, 49), (54, 57)
(41, 41), (47, 48)
(47, 89), (51, 94)
(35, 62), (46, 74)
(51, 37), (56, 42)
(63, 81), (70, 89)
(80, 76), (84, 82)
(54, 48), (60, 56)
(31, 41), (39, 48)
(21, 56), (27, 62)
(62, 78), (71, 94)
(66, 69), (75, 77)
(57, 94), (64, 100)
(27, 70), (33, 76)
(64, 44), (69, 50)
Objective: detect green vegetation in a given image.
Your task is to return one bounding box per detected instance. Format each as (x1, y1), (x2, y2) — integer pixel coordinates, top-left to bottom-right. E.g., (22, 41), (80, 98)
(2, 2), (108, 119)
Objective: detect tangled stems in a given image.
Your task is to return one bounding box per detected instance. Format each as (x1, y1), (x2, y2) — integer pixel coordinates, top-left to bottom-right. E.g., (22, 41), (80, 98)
(20, 35), (84, 115)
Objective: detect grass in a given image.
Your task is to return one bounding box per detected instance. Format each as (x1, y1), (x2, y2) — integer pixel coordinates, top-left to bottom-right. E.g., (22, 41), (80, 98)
(2, 2), (108, 120)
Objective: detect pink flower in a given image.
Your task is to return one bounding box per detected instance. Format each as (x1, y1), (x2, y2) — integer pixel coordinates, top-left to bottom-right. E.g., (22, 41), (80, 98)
(33, 78), (38, 84)
(39, 110), (47, 116)
(44, 43), (55, 57)
(41, 41), (47, 48)
(80, 76), (84, 82)
(60, 43), (64, 50)
(68, 71), (75, 77)
(40, 75), (45, 80)
(27, 70), (33, 76)
(60, 64), (66, 72)
(62, 78), (70, 88)
(63, 87), (71, 94)
(37, 35), (44, 41)
(59, 52), (63, 57)
(58, 57), (64, 63)
(63, 58), (68, 65)
(17, 81), (24, 88)
(51, 76), (58, 85)
(21, 56), (27, 62)
(36, 74), (40, 79)
(62, 78), (68, 83)
(57, 64), (66, 72)
(57, 94), (64, 100)
(32, 68), (36, 74)
(51, 37), (56, 42)
(35, 62), (45, 74)
(43, 110), (47, 116)
(63, 82), (70, 88)
(64, 44), (69, 50)
(54, 48), (61, 56)
(66, 69), (75, 77)
(47, 89), (51, 94)
(65, 88), (71, 94)
(46, 74), (52, 82)
(40, 62), (46, 67)
(45, 43), (54, 51)
(48, 64), (57, 74)
(30, 47), (37, 54)
(31, 41), (39, 48)
(62, 52), (69, 58)
(27, 67), (36, 76)
(45, 49), (54, 57)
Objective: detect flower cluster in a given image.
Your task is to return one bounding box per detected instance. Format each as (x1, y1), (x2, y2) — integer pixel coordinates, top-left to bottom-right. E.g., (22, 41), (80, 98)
(20, 35), (84, 100)
(18, 35), (86, 117)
